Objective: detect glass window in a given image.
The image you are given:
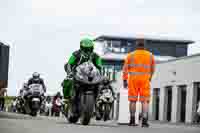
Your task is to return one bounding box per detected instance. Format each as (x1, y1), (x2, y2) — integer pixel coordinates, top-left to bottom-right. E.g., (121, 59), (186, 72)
(127, 41), (135, 52)
(106, 40), (112, 47)
(176, 45), (187, 57)
(121, 48), (125, 53)
(103, 40), (139, 54)
(111, 40), (121, 53)
(112, 40), (121, 47)
(147, 43), (176, 57)
(104, 41), (112, 53)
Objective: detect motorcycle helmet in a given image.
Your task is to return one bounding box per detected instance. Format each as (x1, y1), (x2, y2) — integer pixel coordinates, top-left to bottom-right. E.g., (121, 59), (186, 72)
(56, 92), (61, 97)
(80, 38), (94, 54)
(103, 77), (110, 85)
(32, 72), (40, 80)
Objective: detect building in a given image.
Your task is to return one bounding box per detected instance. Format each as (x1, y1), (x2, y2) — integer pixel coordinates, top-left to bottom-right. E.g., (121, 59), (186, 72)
(0, 42), (10, 89)
(93, 35), (199, 123)
(115, 53), (200, 124)
(94, 35), (194, 81)
(149, 54), (200, 123)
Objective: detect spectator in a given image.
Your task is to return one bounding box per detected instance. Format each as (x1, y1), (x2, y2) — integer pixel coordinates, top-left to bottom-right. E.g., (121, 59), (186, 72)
(0, 88), (7, 111)
(122, 39), (155, 127)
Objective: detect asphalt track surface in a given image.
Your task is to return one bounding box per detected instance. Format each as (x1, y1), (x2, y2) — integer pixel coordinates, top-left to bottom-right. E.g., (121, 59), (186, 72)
(0, 112), (199, 133)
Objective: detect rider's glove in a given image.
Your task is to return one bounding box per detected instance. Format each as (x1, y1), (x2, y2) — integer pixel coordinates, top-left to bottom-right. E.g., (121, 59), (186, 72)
(67, 72), (73, 79)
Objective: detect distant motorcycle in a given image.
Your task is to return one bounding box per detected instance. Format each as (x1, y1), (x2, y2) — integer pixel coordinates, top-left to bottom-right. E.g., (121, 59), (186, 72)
(44, 101), (52, 116)
(10, 99), (17, 113)
(52, 97), (62, 117)
(16, 97), (25, 114)
(24, 84), (44, 116)
(96, 87), (114, 121)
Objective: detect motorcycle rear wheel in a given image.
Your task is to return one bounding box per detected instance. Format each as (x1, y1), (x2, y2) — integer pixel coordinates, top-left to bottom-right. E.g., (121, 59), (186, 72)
(30, 111), (37, 117)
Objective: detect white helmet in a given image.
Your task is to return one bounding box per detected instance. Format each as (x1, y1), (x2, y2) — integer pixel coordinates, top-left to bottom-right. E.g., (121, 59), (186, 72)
(32, 72), (40, 79)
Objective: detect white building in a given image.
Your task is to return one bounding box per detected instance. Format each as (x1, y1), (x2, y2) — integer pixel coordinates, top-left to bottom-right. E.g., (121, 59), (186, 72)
(116, 54), (200, 124)
(149, 53), (200, 123)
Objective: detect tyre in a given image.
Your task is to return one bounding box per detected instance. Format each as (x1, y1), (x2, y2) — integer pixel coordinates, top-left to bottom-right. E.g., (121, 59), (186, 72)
(80, 94), (94, 125)
(68, 115), (79, 123)
(45, 110), (49, 116)
(103, 104), (110, 121)
(67, 102), (79, 123)
(30, 111), (37, 117)
(55, 112), (60, 117)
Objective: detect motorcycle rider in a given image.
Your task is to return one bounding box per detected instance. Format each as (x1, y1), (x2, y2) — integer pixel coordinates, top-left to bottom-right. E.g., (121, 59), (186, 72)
(100, 77), (115, 97)
(27, 72), (47, 94)
(96, 77), (116, 120)
(20, 82), (30, 98)
(52, 92), (62, 116)
(63, 38), (102, 116)
(14, 83), (29, 113)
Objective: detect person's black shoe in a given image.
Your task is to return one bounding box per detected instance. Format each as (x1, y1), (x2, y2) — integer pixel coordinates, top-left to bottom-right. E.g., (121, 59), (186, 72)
(142, 122), (149, 127)
(128, 116), (138, 126)
(141, 117), (149, 128)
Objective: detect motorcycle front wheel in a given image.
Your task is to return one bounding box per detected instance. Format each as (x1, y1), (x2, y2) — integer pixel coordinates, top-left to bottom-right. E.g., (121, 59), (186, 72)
(103, 103), (111, 121)
(80, 94), (95, 125)
(67, 101), (79, 123)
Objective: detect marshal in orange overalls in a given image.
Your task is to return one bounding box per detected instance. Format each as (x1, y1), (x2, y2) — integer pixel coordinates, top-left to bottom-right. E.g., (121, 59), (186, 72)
(122, 49), (155, 102)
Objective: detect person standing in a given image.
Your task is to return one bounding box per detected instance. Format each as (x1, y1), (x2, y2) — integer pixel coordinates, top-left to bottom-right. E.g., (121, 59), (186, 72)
(122, 39), (155, 127)
(0, 88), (7, 111)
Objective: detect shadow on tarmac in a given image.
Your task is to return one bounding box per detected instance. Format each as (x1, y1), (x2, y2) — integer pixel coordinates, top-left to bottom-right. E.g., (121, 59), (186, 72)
(57, 121), (119, 128)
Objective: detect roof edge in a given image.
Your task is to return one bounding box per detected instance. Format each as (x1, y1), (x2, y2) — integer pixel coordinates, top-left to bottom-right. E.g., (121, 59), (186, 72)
(94, 35), (194, 44)
(157, 53), (200, 64)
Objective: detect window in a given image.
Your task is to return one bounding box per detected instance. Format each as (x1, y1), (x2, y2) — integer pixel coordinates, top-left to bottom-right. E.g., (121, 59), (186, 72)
(147, 43), (176, 57)
(111, 40), (121, 53)
(176, 45), (187, 57)
(106, 40), (112, 47)
(127, 41), (135, 52)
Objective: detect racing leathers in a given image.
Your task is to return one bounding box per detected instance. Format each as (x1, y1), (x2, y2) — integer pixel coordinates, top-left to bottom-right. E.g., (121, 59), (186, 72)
(95, 79), (116, 120)
(63, 50), (102, 98)
(64, 50), (102, 75)
(63, 49), (102, 116)
(27, 78), (47, 94)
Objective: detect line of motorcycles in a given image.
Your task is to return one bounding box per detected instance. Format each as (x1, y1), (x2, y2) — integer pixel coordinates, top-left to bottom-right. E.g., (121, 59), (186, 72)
(13, 92), (65, 117)
(13, 80), (115, 122)
(12, 61), (116, 126)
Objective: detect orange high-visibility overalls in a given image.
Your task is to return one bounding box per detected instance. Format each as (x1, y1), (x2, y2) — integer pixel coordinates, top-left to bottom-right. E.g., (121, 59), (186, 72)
(122, 49), (155, 102)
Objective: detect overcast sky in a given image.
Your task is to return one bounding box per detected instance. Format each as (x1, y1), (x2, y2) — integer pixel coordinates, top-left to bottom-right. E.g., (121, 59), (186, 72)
(1, 0), (200, 95)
